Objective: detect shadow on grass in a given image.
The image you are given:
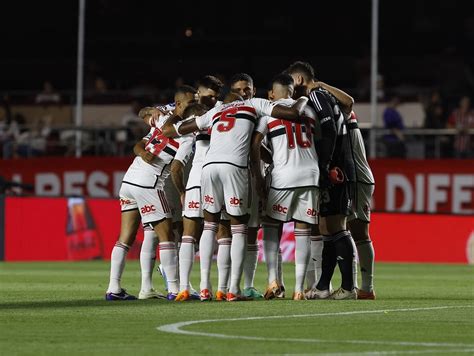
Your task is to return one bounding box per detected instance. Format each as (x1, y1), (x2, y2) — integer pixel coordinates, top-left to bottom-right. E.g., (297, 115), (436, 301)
(0, 298), (176, 310)
(0, 296), (473, 310)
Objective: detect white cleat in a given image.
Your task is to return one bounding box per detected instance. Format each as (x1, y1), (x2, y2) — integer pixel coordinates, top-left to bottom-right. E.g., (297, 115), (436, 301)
(330, 287), (357, 300)
(305, 288), (331, 299)
(138, 288), (166, 300)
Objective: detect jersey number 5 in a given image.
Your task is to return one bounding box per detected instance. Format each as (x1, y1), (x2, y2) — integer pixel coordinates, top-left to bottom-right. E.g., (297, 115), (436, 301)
(216, 107), (237, 132)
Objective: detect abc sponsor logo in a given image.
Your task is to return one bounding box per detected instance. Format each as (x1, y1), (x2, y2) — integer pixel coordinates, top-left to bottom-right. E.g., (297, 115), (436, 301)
(120, 198), (132, 206)
(229, 197), (243, 206)
(141, 205), (156, 214)
(272, 204), (288, 214)
(204, 195), (214, 204)
(188, 201), (200, 209)
(306, 208), (318, 217)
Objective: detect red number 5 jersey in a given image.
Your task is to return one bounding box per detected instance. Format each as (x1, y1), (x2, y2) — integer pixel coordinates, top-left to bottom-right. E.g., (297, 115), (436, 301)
(196, 98), (277, 168)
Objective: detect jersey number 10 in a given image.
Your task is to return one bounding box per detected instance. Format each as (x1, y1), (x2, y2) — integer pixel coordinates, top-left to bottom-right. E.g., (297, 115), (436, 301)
(280, 120), (312, 149)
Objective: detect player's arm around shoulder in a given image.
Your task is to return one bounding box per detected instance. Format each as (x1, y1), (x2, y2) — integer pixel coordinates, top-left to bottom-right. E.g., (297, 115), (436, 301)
(316, 81), (354, 114)
(270, 96), (309, 120)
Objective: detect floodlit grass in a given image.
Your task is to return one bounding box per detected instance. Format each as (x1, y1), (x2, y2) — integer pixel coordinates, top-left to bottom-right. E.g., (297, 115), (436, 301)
(1, 261), (473, 355)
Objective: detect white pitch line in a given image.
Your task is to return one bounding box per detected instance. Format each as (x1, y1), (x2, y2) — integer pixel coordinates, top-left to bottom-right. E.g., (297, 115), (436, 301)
(309, 349), (474, 355)
(157, 305), (474, 349)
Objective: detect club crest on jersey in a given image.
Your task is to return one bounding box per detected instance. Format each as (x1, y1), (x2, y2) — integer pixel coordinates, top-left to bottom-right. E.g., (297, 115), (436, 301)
(188, 201), (200, 209)
(272, 204), (288, 214)
(204, 195), (214, 204)
(229, 197), (243, 206)
(141, 205), (156, 214)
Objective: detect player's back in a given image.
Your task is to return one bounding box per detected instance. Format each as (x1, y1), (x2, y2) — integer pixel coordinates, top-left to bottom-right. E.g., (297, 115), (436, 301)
(124, 115), (193, 189)
(316, 88), (356, 182)
(346, 111), (374, 184)
(204, 100), (258, 168)
(258, 98), (319, 189)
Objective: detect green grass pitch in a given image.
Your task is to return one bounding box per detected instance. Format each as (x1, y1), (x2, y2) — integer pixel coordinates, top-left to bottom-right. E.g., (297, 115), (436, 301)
(1, 261), (473, 355)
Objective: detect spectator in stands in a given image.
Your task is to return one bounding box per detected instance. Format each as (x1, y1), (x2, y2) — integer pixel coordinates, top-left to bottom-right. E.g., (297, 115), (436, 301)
(15, 116), (51, 158)
(86, 77), (114, 104)
(447, 95), (474, 158)
(383, 94), (406, 158)
(423, 90), (448, 158)
(115, 99), (148, 155)
(1, 112), (23, 159)
(35, 81), (61, 104)
(423, 90), (445, 129)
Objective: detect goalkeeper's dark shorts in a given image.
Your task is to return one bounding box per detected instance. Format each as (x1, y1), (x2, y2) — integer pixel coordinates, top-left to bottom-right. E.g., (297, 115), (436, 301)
(319, 178), (354, 217)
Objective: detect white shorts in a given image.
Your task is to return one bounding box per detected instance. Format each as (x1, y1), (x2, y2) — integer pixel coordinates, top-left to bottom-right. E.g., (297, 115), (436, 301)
(183, 186), (203, 219)
(348, 183), (374, 223)
(201, 164), (250, 217)
(266, 187), (319, 225)
(183, 164), (203, 219)
(119, 183), (172, 224)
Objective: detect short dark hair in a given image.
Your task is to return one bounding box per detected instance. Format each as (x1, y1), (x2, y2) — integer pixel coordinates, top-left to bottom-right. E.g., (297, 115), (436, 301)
(175, 85), (197, 96)
(272, 73), (294, 87)
(285, 61), (316, 82)
(182, 102), (208, 119)
(197, 75), (224, 94)
(229, 73), (254, 87)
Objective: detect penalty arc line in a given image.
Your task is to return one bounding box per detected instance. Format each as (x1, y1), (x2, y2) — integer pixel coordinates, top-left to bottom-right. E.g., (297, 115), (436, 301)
(157, 305), (474, 349)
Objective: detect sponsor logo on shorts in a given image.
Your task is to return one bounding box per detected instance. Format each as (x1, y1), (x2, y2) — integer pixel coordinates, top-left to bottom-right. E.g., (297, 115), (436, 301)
(120, 198), (132, 206)
(306, 208), (318, 217)
(141, 205), (156, 214)
(229, 197), (243, 206)
(272, 204), (288, 214)
(188, 201), (200, 209)
(204, 195), (214, 204)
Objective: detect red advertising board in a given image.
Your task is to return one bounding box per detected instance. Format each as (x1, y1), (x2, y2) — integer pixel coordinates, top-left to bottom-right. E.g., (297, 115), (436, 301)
(1, 158), (472, 214)
(4, 197), (474, 263)
(371, 159), (474, 215)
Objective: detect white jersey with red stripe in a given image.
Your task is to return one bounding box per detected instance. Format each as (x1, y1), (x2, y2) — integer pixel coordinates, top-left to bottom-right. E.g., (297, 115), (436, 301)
(347, 111), (375, 184)
(191, 100), (223, 167)
(122, 114), (194, 190)
(255, 98), (319, 189)
(195, 98), (277, 168)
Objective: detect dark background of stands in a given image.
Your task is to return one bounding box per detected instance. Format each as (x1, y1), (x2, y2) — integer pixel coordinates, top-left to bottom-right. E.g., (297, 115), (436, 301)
(1, 0), (473, 103)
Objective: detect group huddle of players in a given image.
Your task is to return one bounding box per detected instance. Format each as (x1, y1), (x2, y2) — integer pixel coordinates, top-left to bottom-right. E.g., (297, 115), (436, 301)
(104, 61), (376, 302)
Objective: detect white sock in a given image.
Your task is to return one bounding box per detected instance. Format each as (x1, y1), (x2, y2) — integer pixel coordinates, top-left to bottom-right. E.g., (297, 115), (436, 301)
(179, 236), (195, 291)
(311, 235), (323, 287)
(278, 248), (284, 288)
(350, 236), (359, 290)
(243, 243), (258, 289)
(229, 224), (247, 295)
(107, 242), (130, 293)
(294, 228), (310, 293)
(217, 237), (232, 293)
(263, 223), (279, 284)
(159, 241), (179, 294)
(199, 222), (217, 291)
(356, 239), (375, 292)
(140, 228), (158, 292)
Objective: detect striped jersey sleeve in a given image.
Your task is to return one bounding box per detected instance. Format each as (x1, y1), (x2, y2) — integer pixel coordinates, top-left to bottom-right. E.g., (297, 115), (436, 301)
(308, 90), (334, 125)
